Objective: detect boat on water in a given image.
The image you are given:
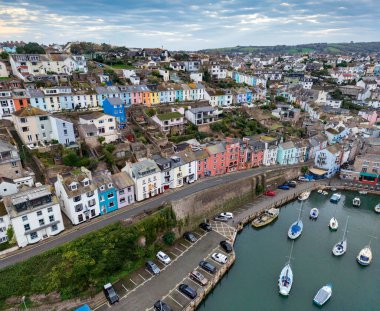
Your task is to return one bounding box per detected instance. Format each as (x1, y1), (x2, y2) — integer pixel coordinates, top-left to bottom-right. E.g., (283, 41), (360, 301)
(278, 242), (294, 296)
(331, 188), (337, 191)
(298, 191), (311, 201)
(330, 193), (341, 203)
(353, 197), (361, 207)
(374, 203), (380, 213)
(310, 208), (319, 220)
(322, 191), (328, 196)
(252, 208), (279, 228)
(313, 284), (332, 306)
(359, 190), (368, 195)
(329, 217), (338, 231)
(332, 217), (349, 256)
(357, 245), (372, 266)
(317, 189), (323, 194)
(288, 203), (304, 239)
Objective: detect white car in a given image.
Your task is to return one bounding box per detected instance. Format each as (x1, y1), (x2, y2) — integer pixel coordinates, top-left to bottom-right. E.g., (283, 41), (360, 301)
(156, 251), (171, 264)
(211, 252), (228, 264)
(298, 176), (309, 182)
(220, 212), (234, 219)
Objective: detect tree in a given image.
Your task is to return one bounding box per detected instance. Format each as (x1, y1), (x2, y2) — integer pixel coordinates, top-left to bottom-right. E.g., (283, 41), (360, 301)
(203, 70), (211, 83)
(163, 231), (176, 246)
(301, 166), (309, 174)
(0, 51), (9, 59)
(16, 42), (45, 54)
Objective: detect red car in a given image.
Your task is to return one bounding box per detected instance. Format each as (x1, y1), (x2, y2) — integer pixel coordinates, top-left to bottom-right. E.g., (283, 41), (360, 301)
(264, 190), (276, 196)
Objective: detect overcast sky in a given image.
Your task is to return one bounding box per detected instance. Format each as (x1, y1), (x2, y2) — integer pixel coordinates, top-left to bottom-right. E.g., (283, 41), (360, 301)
(0, 0), (379, 50)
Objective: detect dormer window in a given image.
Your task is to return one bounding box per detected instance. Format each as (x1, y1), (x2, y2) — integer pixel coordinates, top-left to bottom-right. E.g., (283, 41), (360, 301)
(108, 183), (113, 189)
(70, 182), (78, 191)
(99, 185), (105, 191)
(82, 178), (90, 186)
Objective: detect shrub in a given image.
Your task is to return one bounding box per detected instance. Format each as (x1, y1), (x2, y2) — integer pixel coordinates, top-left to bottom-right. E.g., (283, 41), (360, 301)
(163, 231), (176, 246)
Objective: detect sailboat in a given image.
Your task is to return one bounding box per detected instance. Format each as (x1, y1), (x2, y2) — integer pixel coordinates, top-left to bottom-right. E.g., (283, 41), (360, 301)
(278, 242), (294, 296)
(357, 245), (372, 266)
(329, 206), (339, 231)
(288, 202), (303, 240)
(332, 217), (349, 256)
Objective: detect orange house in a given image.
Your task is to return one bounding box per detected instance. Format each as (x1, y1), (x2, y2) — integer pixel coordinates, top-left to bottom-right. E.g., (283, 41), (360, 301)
(12, 89), (30, 111)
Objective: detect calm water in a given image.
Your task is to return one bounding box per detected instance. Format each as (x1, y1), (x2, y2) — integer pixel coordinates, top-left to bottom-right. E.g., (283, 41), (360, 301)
(197, 191), (380, 311)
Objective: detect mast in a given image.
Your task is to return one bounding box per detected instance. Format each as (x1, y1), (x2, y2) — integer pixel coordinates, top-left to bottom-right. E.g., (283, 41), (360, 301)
(286, 240), (295, 265)
(342, 216), (349, 241)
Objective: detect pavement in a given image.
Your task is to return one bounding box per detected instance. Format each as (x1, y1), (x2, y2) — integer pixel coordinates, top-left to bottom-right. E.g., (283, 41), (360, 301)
(93, 225), (233, 311)
(0, 163), (308, 270)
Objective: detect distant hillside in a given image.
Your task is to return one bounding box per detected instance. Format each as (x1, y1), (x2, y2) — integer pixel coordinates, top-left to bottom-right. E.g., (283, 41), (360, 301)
(200, 42), (380, 55)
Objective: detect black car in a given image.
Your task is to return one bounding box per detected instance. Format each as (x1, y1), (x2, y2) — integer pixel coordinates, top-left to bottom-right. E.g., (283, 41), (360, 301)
(199, 222), (212, 232)
(220, 240), (233, 253)
(213, 215), (228, 222)
(183, 231), (197, 243)
(178, 284), (197, 299)
(103, 283), (119, 304)
(146, 260), (160, 275)
(154, 300), (173, 311)
(199, 260), (217, 274)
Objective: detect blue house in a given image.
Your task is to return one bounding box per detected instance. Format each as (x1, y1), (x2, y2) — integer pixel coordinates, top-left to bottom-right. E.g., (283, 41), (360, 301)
(277, 141), (298, 165)
(103, 97), (128, 128)
(93, 172), (118, 215)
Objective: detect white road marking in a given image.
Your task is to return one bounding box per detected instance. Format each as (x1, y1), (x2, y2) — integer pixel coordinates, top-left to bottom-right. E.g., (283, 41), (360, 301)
(174, 246), (183, 253)
(129, 278), (137, 286)
(166, 295), (184, 308)
(145, 269), (153, 276)
(176, 288), (192, 300)
(138, 274), (145, 281)
(180, 243), (188, 248)
(122, 284), (128, 292)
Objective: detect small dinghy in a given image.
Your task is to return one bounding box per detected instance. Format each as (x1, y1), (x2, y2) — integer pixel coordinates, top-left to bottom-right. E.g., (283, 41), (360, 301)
(310, 208), (319, 220)
(353, 197), (361, 207)
(330, 193), (341, 203)
(322, 191), (328, 196)
(317, 189), (323, 194)
(313, 284), (332, 306)
(329, 217), (338, 231)
(332, 217), (348, 256)
(357, 245), (372, 266)
(298, 191), (311, 201)
(359, 190), (367, 194)
(374, 203), (380, 214)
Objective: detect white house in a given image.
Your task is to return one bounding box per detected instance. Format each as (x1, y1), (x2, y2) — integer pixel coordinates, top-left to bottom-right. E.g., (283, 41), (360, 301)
(325, 98), (342, 109)
(190, 73), (203, 83)
(0, 61), (9, 78)
(0, 177), (18, 198)
(3, 185), (64, 247)
(122, 159), (162, 202)
(262, 142), (278, 166)
(185, 106), (218, 125)
(300, 78), (313, 89)
(55, 168), (100, 225)
(314, 145), (343, 178)
(0, 207), (10, 244)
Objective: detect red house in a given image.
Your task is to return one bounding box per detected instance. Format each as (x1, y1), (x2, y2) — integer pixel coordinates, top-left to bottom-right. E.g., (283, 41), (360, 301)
(224, 137), (240, 173)
(205, 143), (226, 176)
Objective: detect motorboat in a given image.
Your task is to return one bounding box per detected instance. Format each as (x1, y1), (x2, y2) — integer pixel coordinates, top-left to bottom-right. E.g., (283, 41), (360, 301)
(313, 284), (332, 306)
(374, 203), (380, 213)
(332, 217), (349, 256)
(331, 188), (337, 191)
(322, 191), (328, 196)
(278, 242), (294, 296)
(317, 189), (323, 194)
(278, 263), (293, 296)
(353, 197), (361, 207)
(329, 217), (338, 231)
(288, 220), (303, 239)
(252, 208), (279, 228)
(310, 208), (319, 220)
(359, 190), (367, 195)
(357, 245), (372, 266)
(298, 191), (311, 201)
(330, 193), (341, 203)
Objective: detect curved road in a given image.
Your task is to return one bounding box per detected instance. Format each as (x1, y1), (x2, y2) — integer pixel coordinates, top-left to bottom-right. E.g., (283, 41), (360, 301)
(0, 163), (306, 270)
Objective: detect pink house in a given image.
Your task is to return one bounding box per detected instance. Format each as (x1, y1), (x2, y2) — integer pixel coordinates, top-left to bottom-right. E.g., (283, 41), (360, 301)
(224, 137), (240, 173)
(111, 172), (135, 208)
(238, 138), (264, 170)
(205, 143), (226, 176)
(358, 110), (379, 126)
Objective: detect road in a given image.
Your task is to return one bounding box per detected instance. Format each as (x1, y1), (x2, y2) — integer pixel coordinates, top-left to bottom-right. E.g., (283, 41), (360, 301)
(0, 163), (306, 270)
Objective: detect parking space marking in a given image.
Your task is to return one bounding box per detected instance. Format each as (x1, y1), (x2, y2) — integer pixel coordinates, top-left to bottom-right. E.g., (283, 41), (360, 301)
(192, 232), (202, 238)
(170, 251), (178, 257)
(187, 277), (202, 289)
(138, 274), (145, 281)
(175, 288), (191, 301)
(122, 284), (128, 292)
(145, 269), (153, 276)
(130, 278), (137, 286)
(180, 243), (188, 249)
(166, 295), (183, 308)
(174, 246), (183, 253)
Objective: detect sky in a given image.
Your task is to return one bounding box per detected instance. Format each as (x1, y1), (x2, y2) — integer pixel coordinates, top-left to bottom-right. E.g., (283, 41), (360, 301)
(0, 0), (379, 50)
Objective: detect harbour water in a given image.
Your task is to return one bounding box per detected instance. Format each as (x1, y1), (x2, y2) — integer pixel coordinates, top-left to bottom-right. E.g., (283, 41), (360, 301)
(197, 191), (380, 311)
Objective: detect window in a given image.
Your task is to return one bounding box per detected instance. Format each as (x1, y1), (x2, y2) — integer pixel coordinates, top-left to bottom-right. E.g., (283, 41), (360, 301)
(119, 189), (125, 195)
(88, 199), (96, 207)
(51, 224), (58, 231)
(24, 224), (30, 231)
(75, 204), (83, 212)
(30, 232), (38, 240)
(20, 118), (27, 123)
(64, 130), (67, 135)
(107, 193), (114, 199)
(108, 183), (113, 188)
(120, 197), (126, 203)
(87, 191), (94, 197)
(99, 185), (105, 191)
(47, 207), (53, 213)
(22, 127), (29, 132)
(41, 124), (45, 130)
(37, 211), (42, 216)
(73, 195), (81, 202)
(91, 209), (96, 217)
(49, 215), (55, 222)
(100, 195), (104, 202)
(39, 219), (45, 226)
(109, 201), (115, 208)
(22, 215), (28, 221)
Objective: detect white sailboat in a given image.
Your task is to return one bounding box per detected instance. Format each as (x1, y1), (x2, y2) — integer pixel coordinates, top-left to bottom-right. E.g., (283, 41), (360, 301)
(310, 208), (319, 220)
(329, 217), (338, 231)
(278, 242), (294, 296)
(357, 245), (372, 266)
(332, 217), (349, 256)
(288, 203), (303, 240)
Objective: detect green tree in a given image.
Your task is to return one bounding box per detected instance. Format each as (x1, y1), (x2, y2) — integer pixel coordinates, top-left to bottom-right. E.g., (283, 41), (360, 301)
(255, 184), (264, 195)
(301, 166), (309, 174)
(16, 42), (45, 54)
(163, 231), (176, 246)
(0, 51), (9, 59)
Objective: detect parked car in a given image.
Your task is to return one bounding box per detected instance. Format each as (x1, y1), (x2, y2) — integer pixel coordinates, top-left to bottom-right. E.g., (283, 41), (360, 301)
(103, 283), (119, 305)
(199, 260), (217, 274)
(190, 270), (208, 286)
(277, 185), (290, 190)
(212, 252), (228, 264)
(199, 222), (212, 232)
(220, 212), (234, 219)
(214, 215), (228, 222)
(285, 181), (297, 188)
(154, 300), (173, 311)
(264, 190), (276, 196)
(220, 240), (233, 253)
(178, 284), (197, 299)
(156, 251), (171, 264)
(146, 260), (160, 275)
(183, 231), (197, 243)
(298, 176), (309, 182)
(288, 180), (297, 187)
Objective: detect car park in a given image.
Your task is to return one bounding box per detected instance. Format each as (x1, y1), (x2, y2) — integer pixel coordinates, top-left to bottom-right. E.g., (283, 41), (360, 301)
(277, 184), (290, 190)
(213, 215), (229, 222)
(199, 222), (212, 231)
(183, 231), (197, 243)
(199, 260), (217, 274)
(190, 270), (208, 286)
(103, 283), (119, 304)
(154, 300), (173, 311)
(220, 212), (234, 219)
(156, 251), (171, 264)
(211, 252), (228, 264)
(146, 260), (160, 275)
(220, 240), (233, 253)
(264, 190), (276, 196)
(178, 284), (197, 299)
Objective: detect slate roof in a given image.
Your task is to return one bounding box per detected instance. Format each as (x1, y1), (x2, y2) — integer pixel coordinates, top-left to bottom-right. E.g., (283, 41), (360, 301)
(13, 106), (49, 117)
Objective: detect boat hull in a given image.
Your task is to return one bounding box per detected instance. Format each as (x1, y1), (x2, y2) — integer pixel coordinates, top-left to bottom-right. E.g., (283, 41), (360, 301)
(332, 240), (347, 256)
(329, 218), (338, 230)
(252, 209), (279, 228)
(278, 264), (293, 296)
(288, 220), (303, 240)
(356, 247), (372, 266)
(313, 285), (332, 306)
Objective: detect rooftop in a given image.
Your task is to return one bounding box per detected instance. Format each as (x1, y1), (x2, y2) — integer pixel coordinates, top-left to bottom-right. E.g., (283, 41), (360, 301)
(156, 111), (183, 121)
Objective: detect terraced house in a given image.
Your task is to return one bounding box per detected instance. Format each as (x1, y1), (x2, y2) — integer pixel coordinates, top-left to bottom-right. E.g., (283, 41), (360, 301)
(93, 171), (118, 215)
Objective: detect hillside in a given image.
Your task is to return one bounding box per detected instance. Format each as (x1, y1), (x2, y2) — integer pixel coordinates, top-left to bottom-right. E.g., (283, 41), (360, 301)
(200, 42), (380, 55)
